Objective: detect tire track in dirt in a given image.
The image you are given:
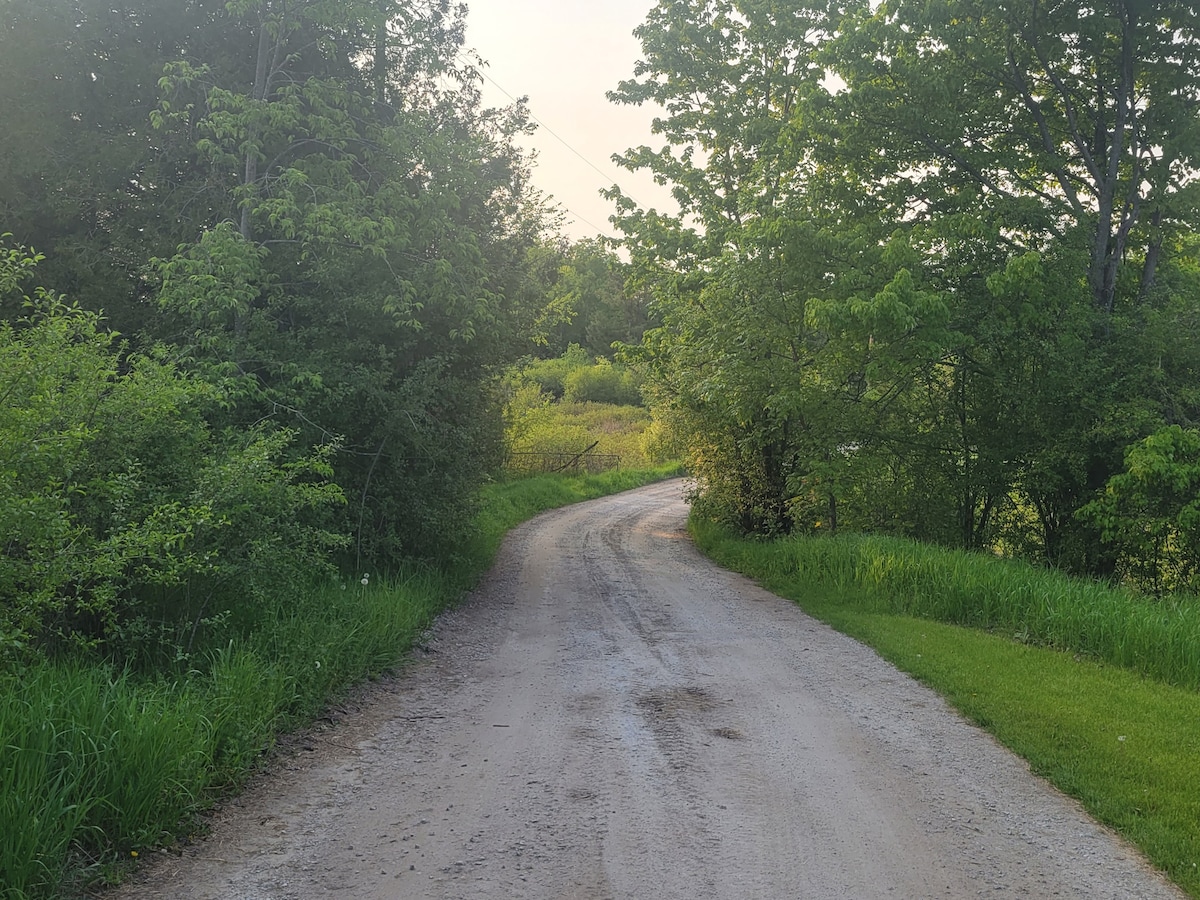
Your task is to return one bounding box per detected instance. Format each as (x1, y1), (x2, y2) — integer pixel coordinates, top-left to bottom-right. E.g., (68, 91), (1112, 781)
(111, 479), (1186, 899)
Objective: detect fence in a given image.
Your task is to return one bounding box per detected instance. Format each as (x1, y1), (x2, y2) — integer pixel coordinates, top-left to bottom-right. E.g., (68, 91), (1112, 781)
(504, 442), (621, 476)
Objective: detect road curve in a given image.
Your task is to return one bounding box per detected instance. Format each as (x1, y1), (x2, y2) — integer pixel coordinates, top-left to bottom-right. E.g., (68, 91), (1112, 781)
(114, 479), (1184, 900)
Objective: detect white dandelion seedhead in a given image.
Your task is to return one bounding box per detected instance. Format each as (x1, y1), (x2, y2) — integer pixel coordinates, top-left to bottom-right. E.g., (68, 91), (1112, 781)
(360, 573), (370, 586)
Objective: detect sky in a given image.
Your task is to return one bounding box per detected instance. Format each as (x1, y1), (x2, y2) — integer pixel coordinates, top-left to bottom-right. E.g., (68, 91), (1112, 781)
(461, 0), (677, 242)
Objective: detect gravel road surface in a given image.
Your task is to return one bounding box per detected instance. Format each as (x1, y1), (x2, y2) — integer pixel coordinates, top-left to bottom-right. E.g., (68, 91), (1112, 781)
(113, 479), (1185, 899)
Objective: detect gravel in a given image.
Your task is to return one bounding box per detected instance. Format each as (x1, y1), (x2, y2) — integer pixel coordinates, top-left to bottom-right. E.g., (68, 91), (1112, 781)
(111, 479), (1186, 899)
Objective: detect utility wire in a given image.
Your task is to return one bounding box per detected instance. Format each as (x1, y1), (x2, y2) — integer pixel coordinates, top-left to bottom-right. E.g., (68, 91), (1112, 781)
(460, 54), (649, 238)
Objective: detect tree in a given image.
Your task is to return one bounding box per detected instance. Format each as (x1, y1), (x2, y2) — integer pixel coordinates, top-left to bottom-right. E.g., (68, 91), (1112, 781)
(611, 0), (1200, 574)
(608, 0), (870, 534)
(1082, 425), (1200, 593)
(0, 240), (345, 661)
(1, 0), (556, 565)
(148, 0), (551, 562)
(827, 0), (1200, 314)
(546, 239), (652, 356)
(0, 0), (228, 331)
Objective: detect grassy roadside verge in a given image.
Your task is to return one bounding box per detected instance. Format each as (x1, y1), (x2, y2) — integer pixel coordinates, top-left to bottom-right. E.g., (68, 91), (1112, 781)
(691, 518), (1200, 899)
(473, 464), (683, 564)
(1, 465), (680, 900)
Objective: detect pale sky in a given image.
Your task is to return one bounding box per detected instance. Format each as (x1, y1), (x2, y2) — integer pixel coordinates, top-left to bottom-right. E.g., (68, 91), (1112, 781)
(462, 0), (677, 242)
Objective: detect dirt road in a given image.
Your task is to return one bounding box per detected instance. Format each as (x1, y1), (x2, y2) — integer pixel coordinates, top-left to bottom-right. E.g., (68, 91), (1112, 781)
(114, 479), (1185, 899)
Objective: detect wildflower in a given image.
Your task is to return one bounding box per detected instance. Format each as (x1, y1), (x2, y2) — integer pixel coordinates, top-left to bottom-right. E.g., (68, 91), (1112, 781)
(130, 850), (139, 858)
(360, 573), (370, 586)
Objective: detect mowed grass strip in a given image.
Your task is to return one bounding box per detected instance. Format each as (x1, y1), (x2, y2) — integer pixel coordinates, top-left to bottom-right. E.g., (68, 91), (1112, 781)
(692, 520), (1200, 898)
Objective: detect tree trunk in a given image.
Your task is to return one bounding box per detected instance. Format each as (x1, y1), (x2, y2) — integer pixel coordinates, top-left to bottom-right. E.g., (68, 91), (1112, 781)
(1138, 209), (1163, 302)
(240, 18), (273, 245)
(374, 2), (388, 108)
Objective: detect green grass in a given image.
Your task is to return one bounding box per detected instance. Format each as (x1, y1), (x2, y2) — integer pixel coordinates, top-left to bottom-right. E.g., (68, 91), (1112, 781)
(0, 665), (212, 896)
(693, 523), (1200, 690)
(691, 517), (1200, 898)
(0, 466), (679, 900)
(0, 573), (450, 899)
(504, 396), (673, 472)
(473, 464), (683, 561)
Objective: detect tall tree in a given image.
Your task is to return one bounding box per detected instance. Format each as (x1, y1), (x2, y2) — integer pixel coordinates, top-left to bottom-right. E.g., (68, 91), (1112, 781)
(0, 0), (228, 329)
(827, 0), (1200, 315)
(612, 0), (1200, 571)
(151, 0), (550, 561)
(1, 0), (555, 564)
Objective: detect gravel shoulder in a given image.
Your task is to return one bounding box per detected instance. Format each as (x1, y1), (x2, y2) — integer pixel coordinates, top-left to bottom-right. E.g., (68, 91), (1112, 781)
(110, 479), (1186, 899)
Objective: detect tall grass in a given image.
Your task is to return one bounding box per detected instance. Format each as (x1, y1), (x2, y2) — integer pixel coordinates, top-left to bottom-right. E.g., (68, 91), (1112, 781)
(689, 518), (1200, 897)
(0, 465), (679, 900)
(0, 665), (210, 897)
(0, 571), (453, 900)
(504, 395), (672, 473)
(692, 519), (1200, 690)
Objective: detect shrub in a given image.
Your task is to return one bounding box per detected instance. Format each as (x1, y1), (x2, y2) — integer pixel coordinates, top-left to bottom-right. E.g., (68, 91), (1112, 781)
(0, 244), (347, 665)
(563, 359), (642, 405)
(514, 344), (592, 398)
(1081, 426), (1200, 594)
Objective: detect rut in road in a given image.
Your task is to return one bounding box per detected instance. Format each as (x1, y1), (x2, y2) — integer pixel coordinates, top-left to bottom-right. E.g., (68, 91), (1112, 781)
(113, 479), (1185, 900)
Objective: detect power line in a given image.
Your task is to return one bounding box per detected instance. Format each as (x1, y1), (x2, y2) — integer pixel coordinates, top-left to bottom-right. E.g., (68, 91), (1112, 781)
(459, 54), (648, 239)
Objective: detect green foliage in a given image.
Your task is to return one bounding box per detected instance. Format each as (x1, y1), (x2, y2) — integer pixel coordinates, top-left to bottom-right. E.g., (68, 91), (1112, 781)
(511, 344), (594, 398)
(0, 245), (346, 663)
(506, 343), (645, 407)
(691, 520), (1200, 896)
(502, 348), (666, 474)
(144, 0), (551, 564)
(614, 0), (1200, 579)
(1082, 426), (1200, 594)
(563, 359), (643, 406)
(520, 238), (653, 357)
(0, 0), (204, 330)
(1, 0), (560, 571)
(154, 222), (267, 337)
(826, 0), (1200, 315)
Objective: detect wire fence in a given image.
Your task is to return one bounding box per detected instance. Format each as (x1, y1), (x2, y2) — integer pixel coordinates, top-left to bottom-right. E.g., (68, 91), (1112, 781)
(504, 445), (622, 476)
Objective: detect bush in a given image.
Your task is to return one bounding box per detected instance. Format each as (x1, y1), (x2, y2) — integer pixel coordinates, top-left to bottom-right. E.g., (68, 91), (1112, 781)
(513, 344), (592, 398)
(506, 345), (644, 407)
(563, 359), (642, 405)
(1081, 426), (1200, 594)
(0, 244), (347, 665)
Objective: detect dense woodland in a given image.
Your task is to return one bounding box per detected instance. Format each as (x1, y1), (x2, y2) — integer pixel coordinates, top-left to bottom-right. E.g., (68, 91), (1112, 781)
(2, 0), (1199, 656)
(610, 0), (1200, 593)
(0, 0), (653, 665)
